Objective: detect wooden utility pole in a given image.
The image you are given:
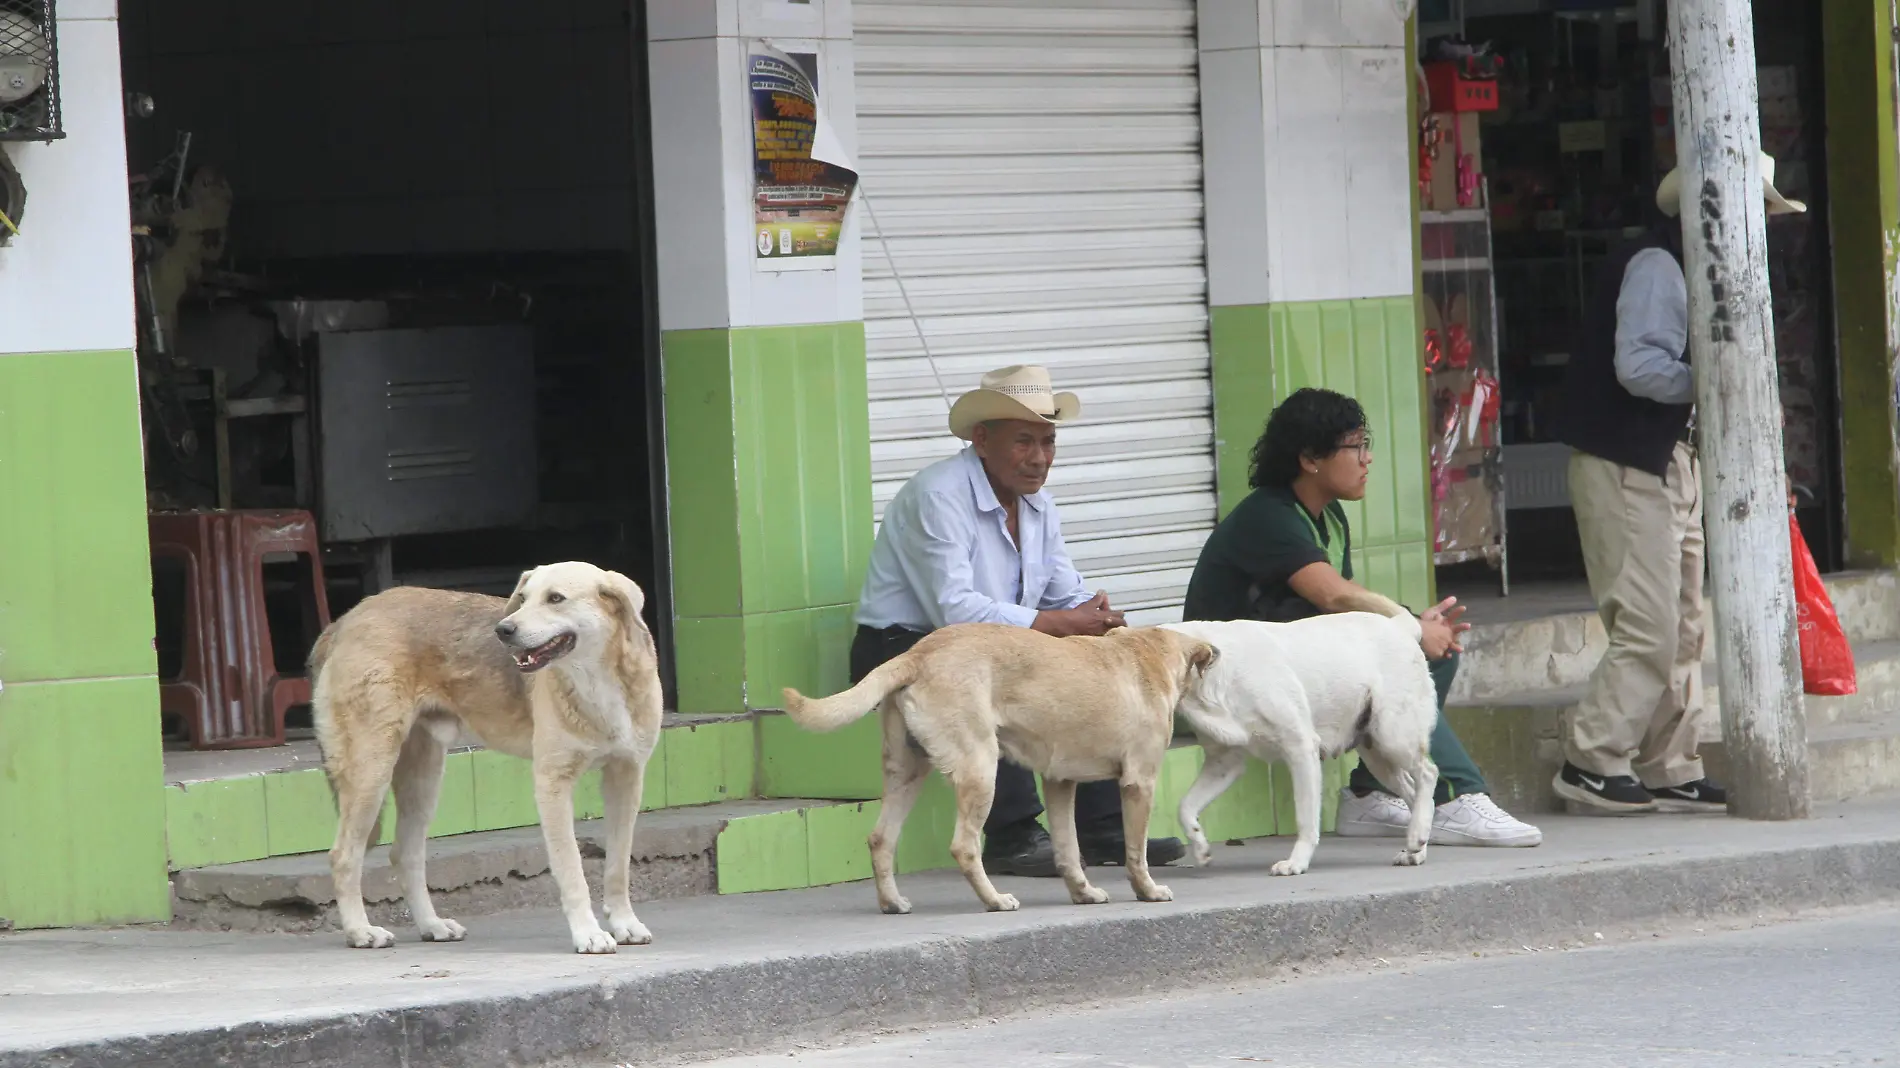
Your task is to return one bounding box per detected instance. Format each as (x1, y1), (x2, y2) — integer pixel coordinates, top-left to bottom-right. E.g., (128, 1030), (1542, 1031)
(1666, 0), (1809, 819)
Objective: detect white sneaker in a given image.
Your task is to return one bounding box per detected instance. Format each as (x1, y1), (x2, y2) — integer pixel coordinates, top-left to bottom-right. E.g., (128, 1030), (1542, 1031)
(1431, 793), (1543, 847)
(1334, 788), (1410, 838)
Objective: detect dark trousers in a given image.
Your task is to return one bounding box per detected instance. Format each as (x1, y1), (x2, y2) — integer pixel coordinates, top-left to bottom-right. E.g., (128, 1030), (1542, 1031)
(1346, 653), (1487, 805)
(850, 625), (1124, 837)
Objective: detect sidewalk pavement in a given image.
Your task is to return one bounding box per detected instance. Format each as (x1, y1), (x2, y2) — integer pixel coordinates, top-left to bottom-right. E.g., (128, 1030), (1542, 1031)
(7, 797), (1900, 1068)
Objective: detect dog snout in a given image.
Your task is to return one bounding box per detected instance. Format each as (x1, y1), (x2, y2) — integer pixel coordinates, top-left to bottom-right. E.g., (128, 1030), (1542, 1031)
(495, 619), (518, 641)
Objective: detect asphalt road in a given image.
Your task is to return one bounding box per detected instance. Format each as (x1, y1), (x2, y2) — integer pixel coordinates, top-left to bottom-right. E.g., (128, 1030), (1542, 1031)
(684, 908), (1900, 1068)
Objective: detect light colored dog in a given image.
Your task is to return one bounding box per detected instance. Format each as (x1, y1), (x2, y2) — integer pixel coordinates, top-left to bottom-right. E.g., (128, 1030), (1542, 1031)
(309, 561), (663, 954)
(781, 622), (1219, 915)
(1163, 610), (1440, 875)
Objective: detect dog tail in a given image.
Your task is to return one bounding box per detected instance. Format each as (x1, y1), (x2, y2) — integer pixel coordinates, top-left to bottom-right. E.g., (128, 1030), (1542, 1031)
(781, 653), (921, 732)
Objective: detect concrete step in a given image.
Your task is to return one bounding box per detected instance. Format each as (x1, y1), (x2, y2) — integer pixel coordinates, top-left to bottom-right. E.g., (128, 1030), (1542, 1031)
(1451, 570), (1900, 705)
(169, 798), (844, 934)
(1448, 636), (1900, 817)
(163, 712), (759, 873)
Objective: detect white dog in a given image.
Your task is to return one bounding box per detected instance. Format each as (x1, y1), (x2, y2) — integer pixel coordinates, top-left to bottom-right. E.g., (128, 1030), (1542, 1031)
(1163, 611), (1441, 875)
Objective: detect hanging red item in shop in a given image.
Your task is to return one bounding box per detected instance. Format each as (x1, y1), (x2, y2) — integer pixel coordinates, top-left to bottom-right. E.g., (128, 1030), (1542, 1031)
(1418, 114), (1443, 201)
(1446, 323), (1473, 370)
(1468, 370), (1501, 447)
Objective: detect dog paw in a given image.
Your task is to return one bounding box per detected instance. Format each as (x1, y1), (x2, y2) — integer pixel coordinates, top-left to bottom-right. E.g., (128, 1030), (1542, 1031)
(1392, 848), (1427, 867)
(1269, 860), (1308, 877)
(1071, 885), (1110, 905)
(1193, 845), (1214, 867)
(1136, 884), (1174, 903)
(880, 897), (913, 916)
(608, 918), (652, 946)
(418, 918), (467, 943)
(573, 929), (620, 955)
(987, 893), (1021, 913)
(344, 925), (397, 949)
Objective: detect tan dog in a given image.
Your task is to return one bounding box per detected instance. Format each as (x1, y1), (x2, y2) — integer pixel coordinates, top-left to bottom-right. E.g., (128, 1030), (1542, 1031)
(310, 562), (663, 954)
(781, 623), (1219, 915)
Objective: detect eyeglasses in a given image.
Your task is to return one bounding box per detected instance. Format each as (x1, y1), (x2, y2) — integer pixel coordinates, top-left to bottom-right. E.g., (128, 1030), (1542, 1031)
(1334, 437), (1373, 462)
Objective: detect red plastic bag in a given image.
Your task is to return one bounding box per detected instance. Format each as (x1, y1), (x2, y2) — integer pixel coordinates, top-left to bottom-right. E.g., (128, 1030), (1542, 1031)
(1791, 512), (1857, 696)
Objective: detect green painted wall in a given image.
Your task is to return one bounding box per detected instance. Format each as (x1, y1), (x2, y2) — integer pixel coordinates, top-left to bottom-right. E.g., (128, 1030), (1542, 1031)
(0, 349), (170, 927)
(662, 323), (873, 715)
(1210, 298), (1435, 613)
(1823, 0), (1900, 568)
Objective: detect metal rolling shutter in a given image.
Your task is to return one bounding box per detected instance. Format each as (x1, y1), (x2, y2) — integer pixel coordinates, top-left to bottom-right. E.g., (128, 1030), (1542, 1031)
(855, 0), (1216, 626)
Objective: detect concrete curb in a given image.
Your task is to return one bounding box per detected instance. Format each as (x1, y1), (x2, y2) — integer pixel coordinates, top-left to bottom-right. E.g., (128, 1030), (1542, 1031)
(13, 830), (1900, 1068)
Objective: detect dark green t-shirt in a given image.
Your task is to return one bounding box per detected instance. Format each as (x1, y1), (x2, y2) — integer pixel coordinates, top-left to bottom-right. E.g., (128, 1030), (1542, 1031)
(1182, 485), (1351, 623)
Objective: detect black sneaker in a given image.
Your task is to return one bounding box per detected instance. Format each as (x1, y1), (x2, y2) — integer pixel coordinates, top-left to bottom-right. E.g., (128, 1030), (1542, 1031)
(983, 822), (1059, 877)
(1552, 763), (1660, 814)
(1648, 778), (1727, 812)
(1080, 832), (1187, 868)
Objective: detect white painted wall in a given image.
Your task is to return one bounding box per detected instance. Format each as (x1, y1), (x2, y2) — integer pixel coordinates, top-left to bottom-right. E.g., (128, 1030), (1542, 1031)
(1198, 0), (1413, 306)
(646, 0), (862, 331)
(0, 2), (138, 356)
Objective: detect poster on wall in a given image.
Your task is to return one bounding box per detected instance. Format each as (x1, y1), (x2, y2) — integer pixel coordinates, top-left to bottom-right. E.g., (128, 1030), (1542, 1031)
(749, 41), (858, 271)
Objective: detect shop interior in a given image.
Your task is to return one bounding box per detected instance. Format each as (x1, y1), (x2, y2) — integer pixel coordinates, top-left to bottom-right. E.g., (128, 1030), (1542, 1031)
(1416, 0), (1840, 599)
(118, 0), (669, 752)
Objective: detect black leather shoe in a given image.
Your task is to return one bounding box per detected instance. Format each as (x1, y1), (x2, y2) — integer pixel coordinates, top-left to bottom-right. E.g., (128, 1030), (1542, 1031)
(1080, 833), (1187, 868)
(982, 822), (1059, 877)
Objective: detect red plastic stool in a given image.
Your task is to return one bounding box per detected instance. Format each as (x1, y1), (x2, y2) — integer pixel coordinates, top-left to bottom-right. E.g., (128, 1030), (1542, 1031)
(149, 509), (333, 750)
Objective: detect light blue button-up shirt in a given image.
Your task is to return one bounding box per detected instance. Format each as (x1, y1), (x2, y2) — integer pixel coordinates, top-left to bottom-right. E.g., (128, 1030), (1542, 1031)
(855, 446), (1092, 632)
(1614, 248), (1695, 405)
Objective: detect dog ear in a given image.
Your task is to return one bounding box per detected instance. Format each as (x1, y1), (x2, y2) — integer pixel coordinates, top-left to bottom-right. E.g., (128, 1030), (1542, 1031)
(596, 571), (648, 630)
(503, 568), (534, 614)
(1189, 641), (1220, 676)
(597, 570), (656, 660)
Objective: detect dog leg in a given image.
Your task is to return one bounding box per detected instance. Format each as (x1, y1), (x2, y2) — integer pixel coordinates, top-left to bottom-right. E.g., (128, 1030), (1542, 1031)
(1118, 778), (1172, 902)
(869, 708), (930, 915)
(534, 750), (617, 954)
(391, 725), (464, 943)
(1043, 778), (1107, 905)
(948, 759), (1017, 912)
(1272, 747), (1324, 876)
(599, 756), (652, 946)
(1395, 756), (1440, 868)
(1178, 743), (1248, 867)
(329, 745), (401, 950)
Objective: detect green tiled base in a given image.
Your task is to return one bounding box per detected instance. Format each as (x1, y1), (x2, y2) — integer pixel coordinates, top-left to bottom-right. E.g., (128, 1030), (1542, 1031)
(715, 745), (1358, 896)
(757, 712), (882, 800)
(0, 677), (170, 928)
(0, 350), (159, 684)
(165, 718), (756, 871)
(663, 322), (872, 720)
(666, 718), (758, 806)
(1210, 299), (1433, 609)
(0, 350), (170, 928)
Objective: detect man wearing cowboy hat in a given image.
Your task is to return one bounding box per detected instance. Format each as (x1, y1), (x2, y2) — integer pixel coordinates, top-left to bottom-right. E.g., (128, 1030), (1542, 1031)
(850, 365), (1186, 877)
(1551, 151), (1805, 814)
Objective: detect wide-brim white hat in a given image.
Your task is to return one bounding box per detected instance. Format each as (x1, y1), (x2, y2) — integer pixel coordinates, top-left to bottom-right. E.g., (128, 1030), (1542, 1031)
(947, 364), (1081, 441)
(1657, 150), (1807, 218)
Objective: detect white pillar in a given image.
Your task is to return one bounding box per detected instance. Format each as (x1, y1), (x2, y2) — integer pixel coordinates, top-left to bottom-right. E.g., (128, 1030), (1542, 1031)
(1666, 0), (1809, 819)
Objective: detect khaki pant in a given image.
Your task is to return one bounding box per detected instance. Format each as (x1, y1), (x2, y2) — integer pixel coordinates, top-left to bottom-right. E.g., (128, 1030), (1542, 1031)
(1566, 443), (1708, 788)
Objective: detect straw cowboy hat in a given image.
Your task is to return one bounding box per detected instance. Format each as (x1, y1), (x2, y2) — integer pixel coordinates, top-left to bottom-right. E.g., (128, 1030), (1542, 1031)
(947, 364), (1082, 441)
(1656, 150), (1807, 218)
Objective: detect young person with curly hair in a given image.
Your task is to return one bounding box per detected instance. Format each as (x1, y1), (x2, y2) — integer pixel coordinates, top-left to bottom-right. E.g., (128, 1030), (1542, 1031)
(1182, 387), (1542, 847)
